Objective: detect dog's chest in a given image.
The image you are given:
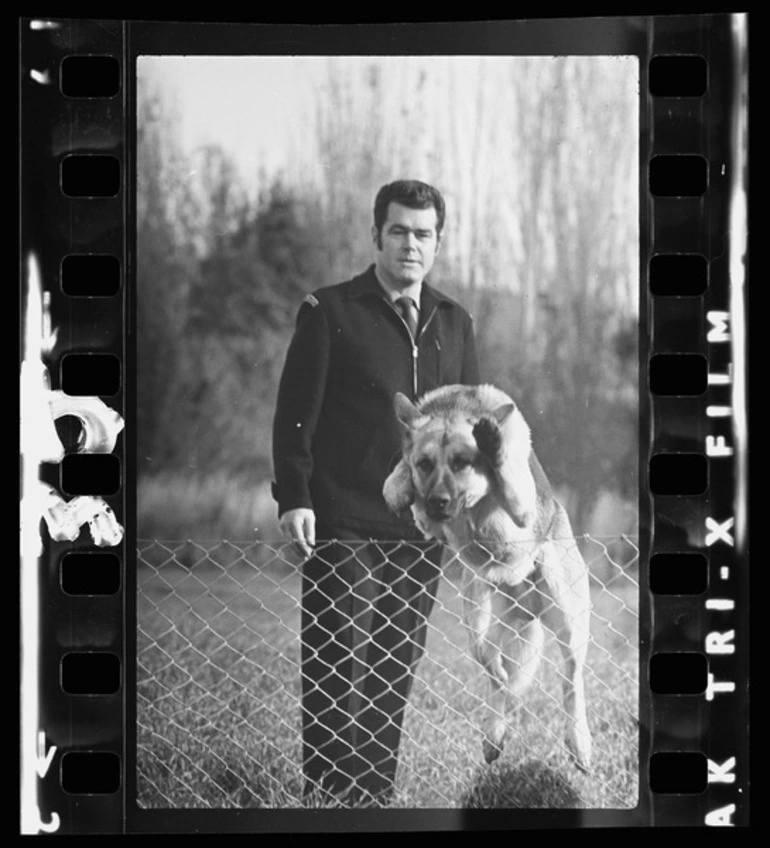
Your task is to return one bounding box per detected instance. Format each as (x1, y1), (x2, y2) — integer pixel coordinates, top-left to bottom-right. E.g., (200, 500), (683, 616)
(461, 567), (541, 655)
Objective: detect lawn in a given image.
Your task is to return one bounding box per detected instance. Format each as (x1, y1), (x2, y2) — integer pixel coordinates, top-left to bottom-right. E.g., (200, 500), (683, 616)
(136, 538), (639, 809)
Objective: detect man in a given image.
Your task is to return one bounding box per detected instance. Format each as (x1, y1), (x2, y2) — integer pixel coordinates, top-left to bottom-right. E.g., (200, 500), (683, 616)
(272, 179), (480, 806)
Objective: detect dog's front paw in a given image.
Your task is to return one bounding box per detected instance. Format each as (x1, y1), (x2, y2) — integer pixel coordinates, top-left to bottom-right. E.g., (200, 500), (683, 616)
(473, 417), (505, 467)
(567, 724), (593, 775)
(482, 736), (505, 764)
(482, 714), (508, 764)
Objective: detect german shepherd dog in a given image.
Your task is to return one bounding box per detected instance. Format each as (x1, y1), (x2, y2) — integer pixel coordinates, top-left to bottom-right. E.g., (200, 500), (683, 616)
(383, 384), (592, 772)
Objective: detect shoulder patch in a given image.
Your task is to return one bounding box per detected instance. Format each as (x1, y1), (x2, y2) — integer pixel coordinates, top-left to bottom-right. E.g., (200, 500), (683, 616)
(302, 293), (319, 308)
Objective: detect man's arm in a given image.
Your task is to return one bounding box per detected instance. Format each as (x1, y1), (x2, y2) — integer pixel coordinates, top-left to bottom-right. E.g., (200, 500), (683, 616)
(272, 296), (330, 556)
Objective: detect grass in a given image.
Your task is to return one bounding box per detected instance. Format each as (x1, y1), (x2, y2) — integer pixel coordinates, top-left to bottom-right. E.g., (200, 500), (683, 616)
(137, 473), (280, 541)
(136, 540), (639, 810)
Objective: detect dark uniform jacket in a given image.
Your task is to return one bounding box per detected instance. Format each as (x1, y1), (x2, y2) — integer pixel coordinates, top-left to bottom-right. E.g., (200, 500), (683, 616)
(271, 264), (480, 536)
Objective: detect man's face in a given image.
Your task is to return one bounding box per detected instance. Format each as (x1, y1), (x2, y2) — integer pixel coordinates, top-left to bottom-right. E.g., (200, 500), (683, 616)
(373, 202), (442, 289)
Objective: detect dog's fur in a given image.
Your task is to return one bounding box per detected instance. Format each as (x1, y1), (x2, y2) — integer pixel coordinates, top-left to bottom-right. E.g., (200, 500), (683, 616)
(383, 384), (592, 771)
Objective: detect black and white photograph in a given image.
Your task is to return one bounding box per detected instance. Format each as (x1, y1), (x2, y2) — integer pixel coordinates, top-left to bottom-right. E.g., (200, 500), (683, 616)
(134, 48), (641, 812)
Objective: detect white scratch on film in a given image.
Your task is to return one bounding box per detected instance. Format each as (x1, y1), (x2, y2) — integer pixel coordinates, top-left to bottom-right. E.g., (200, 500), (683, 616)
(30, 69), (51, 85)
(729, 15), (748, 554)
(20, 253), (60, 834)
(20, 252), (125, 833)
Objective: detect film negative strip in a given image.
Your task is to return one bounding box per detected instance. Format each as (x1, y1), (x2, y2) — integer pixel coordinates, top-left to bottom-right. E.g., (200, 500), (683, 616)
(645, 16), (749, 826)
(19, 15), (749, 833)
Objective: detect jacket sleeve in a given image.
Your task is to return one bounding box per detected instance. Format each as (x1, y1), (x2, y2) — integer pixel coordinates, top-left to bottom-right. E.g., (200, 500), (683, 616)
(271, 297), (330, 516)
(460, 311), (481, 385)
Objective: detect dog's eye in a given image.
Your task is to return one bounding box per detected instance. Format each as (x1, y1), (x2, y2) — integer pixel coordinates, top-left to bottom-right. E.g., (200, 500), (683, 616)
(452, 457), (472, 472)
(416, 457), (434, 474)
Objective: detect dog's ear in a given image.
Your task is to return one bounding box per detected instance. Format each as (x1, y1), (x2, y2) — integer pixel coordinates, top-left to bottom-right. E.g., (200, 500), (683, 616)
(383, 458), (415, 512)
(385, 393), (420, 513)
(490, 401), (515, 426)
(393, 392), (422, 432)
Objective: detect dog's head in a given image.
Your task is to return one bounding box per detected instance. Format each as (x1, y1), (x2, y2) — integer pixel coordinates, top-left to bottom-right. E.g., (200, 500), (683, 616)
(383, 390), (514, 525)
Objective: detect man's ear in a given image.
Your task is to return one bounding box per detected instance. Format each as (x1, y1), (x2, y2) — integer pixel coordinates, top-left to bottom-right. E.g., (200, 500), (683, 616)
(372, 225), (382, 251)
(393, 392), (422, 431)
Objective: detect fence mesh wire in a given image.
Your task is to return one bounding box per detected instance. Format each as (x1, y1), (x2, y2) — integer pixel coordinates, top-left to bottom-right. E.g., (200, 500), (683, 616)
(136, 535), (639, 809)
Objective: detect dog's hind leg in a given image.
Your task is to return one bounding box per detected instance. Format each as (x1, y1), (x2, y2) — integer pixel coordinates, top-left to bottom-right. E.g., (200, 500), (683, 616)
(481, 656), (509, 764)
(539, 540), (593, 773)
(504, 614), (546, 699)
(482, 615), (545, 764)
(463, 583), (511, 764)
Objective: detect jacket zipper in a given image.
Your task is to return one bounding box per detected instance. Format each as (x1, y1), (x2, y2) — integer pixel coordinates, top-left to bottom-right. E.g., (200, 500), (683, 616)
(412, 306), (438, 397)
(385, 299), (438, 398)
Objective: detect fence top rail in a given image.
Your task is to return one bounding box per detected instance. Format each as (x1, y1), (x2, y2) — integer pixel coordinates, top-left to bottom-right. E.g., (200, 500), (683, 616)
(137, 533), (640, 547)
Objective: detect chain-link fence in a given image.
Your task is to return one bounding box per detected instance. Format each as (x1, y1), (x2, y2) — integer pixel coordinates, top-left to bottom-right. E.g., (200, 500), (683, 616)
(137, 535), (639, 809)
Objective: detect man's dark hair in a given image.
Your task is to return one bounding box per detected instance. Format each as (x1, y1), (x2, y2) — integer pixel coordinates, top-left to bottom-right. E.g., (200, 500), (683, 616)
(373, 180), (446, 239)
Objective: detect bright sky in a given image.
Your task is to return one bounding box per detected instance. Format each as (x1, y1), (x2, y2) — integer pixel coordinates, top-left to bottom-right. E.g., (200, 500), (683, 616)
(137, 54), (548, 194)
(138, 56), (319, 190)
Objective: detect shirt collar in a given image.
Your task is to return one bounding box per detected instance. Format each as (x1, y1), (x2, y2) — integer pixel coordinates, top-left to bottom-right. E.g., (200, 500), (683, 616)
(348, 265), (453, 312)
(373, 266), (422, 310)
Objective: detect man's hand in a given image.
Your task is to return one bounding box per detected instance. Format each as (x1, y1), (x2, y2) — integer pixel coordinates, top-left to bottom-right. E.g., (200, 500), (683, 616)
(279, 508), (316, 560)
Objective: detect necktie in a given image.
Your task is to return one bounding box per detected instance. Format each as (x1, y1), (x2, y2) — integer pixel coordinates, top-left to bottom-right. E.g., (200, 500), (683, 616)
(396, 296), (419, 340)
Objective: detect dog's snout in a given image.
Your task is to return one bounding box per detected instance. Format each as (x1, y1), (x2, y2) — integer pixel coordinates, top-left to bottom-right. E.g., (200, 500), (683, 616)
(429, 494), (451, 510)
(426, 491), (455, 521)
